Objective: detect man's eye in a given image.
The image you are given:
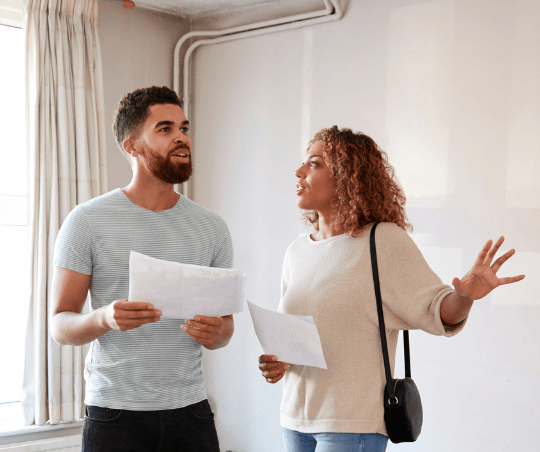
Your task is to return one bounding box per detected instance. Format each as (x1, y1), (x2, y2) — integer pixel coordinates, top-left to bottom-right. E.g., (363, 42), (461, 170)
(160, 127), (169, 132)
(181, 127), (190, 133)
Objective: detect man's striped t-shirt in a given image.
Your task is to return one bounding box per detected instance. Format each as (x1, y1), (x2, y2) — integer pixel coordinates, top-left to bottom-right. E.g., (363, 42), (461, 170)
(53, 188), (233, 411)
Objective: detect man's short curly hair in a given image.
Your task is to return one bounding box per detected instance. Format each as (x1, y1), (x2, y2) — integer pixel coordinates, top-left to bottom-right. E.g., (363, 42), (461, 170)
(303, 126), (412, 234)
(112, 86), (182, 161)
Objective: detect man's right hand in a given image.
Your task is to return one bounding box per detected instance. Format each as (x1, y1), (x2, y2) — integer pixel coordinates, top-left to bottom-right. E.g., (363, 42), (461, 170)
(102, 299), (161, 332)
(51, 267), (162, 346)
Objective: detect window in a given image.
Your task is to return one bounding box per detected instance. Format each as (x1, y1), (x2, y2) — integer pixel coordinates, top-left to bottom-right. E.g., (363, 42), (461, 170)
(0, 0), (26, 429)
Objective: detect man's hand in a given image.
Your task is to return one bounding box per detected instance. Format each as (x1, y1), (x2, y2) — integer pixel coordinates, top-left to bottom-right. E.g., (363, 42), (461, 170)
(51, 267), (162, 346)
(258, 355), (289, 383)
(102, 299), (161, 332)
(181, 315), (233, 349)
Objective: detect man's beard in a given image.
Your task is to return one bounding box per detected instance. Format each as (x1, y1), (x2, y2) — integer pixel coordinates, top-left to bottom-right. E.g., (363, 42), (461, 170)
(140, 142), (192, 185)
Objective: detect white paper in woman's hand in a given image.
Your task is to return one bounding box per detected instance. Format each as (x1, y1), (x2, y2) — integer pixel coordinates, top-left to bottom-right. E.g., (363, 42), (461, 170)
(248, 301), (327, 369)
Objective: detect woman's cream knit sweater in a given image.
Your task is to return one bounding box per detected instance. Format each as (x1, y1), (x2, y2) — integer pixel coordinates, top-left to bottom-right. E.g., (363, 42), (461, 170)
(278, 222), (466, 435)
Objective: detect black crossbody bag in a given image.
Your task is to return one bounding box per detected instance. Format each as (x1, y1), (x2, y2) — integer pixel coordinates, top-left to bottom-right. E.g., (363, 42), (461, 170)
(369, 222), (423, 443)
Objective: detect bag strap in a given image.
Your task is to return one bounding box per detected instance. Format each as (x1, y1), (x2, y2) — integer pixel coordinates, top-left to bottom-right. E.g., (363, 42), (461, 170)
(369, 222), (412, 404)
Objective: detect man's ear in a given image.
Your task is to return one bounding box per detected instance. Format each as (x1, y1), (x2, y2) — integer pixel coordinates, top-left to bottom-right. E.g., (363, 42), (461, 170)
(123, 137), (138, 157)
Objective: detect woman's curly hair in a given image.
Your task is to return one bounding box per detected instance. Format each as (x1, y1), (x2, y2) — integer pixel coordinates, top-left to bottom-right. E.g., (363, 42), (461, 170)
(302, 126), (412, 234)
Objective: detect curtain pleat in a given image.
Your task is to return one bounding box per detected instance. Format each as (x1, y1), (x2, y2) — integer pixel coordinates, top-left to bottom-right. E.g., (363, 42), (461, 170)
(22, 0), (107, 426)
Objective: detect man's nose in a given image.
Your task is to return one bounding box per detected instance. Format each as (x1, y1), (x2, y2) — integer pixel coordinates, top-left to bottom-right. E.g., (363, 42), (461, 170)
(174, 133), (190, 147)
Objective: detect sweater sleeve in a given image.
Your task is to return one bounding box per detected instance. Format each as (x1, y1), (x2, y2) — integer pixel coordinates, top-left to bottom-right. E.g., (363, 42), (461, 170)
(374, 222), (466, 337)
(277, 242), (292, 314)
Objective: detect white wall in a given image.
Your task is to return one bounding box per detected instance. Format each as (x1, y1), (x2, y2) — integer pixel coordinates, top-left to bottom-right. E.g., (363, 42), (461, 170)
(98, 0), (189, 190)
(190, 1), (540, 451)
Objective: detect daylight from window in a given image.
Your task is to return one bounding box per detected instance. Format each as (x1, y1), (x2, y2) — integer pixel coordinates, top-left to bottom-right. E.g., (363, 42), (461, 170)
(0, 23), (27, 412)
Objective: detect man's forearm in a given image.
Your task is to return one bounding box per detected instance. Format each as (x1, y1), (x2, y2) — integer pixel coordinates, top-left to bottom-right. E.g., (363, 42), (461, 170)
(51, 308), (110, 346)
(440, 291), (474, 327)
(204, 315), (234, 350)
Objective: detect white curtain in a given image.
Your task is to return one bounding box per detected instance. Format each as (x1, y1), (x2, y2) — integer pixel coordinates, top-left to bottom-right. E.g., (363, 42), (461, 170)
(22, 0), (107, 426)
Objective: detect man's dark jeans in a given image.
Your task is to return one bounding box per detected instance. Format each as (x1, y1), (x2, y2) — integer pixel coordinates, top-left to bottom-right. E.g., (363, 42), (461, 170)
(82, 400), (220, 452)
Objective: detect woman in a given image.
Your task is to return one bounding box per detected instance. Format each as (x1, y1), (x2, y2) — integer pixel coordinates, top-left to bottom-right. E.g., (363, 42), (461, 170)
(258, 126), (524, 452)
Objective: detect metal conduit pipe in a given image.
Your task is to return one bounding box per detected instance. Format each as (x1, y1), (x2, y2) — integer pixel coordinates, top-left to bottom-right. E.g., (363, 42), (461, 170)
(173, 0), (334, 95)
(173, 0), (344, 198)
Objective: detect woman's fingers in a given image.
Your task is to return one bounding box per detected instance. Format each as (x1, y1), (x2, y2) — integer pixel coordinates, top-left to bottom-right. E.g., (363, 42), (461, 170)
(259, 354), (278, 363)
(259, 358), (286, 368)
(490, 248), (515, 273)
(258, 355), (282, 370)
(475, 237), (505, 267)
(258, 355), (289, 383)
(474, 240), (493, 267)
(483, 237), (503, 265)
(455, 238), (524, 301)
(266, 373), (286, 384)
(259, 361), (288, 372)
(498, 274), (525, 286)
(263, 365), (288, 383)
(262, 366), (289, 379)
(486, 241), (525, 284)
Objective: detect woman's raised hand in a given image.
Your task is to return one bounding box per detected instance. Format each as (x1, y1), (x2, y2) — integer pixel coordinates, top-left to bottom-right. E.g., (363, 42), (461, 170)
(258, 355), (289, 384)
(452, 237), (525, 301)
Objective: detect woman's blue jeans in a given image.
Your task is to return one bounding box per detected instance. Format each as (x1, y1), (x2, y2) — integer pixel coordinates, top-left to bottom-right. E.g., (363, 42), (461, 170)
(283, 428), (388, 452)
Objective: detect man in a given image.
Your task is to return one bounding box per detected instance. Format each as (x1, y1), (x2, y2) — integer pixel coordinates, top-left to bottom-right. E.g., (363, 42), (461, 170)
(51, 86), (233, 452)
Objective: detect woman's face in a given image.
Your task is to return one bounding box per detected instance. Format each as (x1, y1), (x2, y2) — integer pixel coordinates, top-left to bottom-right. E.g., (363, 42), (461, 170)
(294, 140), (338, 213)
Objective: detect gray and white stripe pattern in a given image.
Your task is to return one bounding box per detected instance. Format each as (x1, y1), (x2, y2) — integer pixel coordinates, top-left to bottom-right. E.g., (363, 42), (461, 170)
(54, 188), (233, 410)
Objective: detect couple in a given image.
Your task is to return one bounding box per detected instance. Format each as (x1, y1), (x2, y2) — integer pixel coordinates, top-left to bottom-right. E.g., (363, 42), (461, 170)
(51, 86), (524, 452)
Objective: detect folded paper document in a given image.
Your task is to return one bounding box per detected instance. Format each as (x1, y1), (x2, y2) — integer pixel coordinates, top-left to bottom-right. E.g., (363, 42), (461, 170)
(248, 301), (327, 369)
(128, 251), (246, 319)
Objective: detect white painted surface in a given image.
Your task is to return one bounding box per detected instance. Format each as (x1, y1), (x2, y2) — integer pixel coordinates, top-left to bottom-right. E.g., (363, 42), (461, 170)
(0, 0), (22, 27)
(105, 0), (321, 19)
(190, 1), (540, 451)
(1, 435), (81, 451)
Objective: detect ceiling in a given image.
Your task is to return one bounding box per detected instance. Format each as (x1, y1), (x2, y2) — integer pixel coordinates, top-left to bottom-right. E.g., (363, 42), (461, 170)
(108, 0), (298, 18)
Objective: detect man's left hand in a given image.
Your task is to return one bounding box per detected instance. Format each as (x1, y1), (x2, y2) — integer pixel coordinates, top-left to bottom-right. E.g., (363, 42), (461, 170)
(181, 315), (225, 347)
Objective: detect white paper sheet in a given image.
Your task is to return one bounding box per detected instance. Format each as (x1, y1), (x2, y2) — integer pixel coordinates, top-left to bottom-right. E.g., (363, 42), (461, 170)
(247, 301), (327, 369)
(128, 251), (246, 319)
